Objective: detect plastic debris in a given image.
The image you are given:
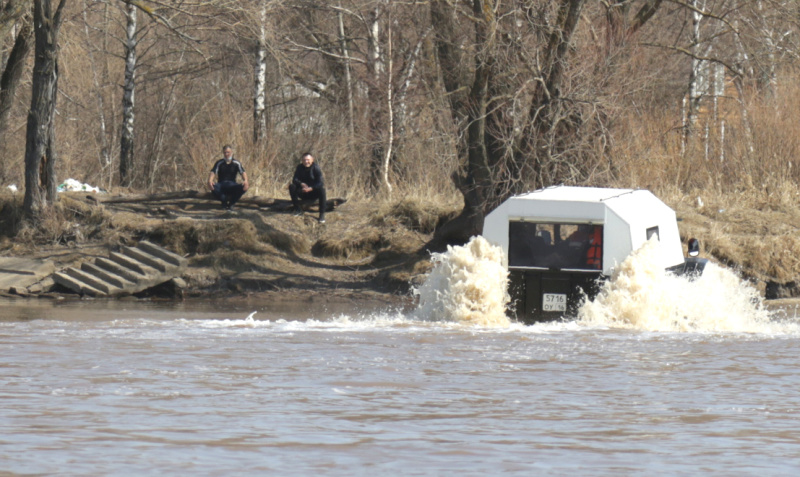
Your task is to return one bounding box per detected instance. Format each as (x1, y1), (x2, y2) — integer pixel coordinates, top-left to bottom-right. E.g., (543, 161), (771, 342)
(57, 178), (101, 193)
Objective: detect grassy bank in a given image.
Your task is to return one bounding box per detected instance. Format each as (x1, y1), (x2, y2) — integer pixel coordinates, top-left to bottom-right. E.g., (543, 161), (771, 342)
(1, 182), (799, 301)
(0, 191), (461, 299)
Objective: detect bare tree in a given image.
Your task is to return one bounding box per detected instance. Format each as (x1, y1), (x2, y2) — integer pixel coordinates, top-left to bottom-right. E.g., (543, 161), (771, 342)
(276, 1), (431, 194)
(0, 0), (32, 153)
(337, 9), (354, 137)
(119, 1), (136, 186)
(253, 0), (270, 144)
(0, 12), (31, 150)
(115, 0), (219, 190)
(429, 0), (592, 246)
(23, 0), (67, 218)
(81, 0), (113, 184)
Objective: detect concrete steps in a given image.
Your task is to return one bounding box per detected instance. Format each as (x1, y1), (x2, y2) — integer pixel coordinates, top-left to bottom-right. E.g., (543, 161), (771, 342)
(53, 241), (187, 297)
(0, 257), (56, 294)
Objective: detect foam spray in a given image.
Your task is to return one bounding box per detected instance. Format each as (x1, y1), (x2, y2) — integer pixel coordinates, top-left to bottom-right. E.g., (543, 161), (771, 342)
(413, 236), (511, 327)
(578, 237), (774, 332)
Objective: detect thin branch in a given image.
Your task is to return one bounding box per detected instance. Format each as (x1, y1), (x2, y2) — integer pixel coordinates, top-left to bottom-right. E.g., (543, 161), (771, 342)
(641, 42), (745, 77)
(283, 36), (368, 64)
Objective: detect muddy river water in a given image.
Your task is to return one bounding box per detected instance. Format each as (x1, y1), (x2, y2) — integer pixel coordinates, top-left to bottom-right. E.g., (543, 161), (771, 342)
(2, 296), (800, 476)
(3, 239), (800, 475)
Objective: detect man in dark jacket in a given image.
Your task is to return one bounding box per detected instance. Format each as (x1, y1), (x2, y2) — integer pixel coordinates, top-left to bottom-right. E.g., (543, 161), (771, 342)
(208, 145), (249, 211)
(288, 152), (326, 223)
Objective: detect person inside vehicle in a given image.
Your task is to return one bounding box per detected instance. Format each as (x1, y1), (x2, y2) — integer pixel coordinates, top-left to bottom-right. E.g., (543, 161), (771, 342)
(288, 152), (327, 223)
(563, 224), (602, 269)
(208, 145), (249, 211)
(585, 225), (602, 269)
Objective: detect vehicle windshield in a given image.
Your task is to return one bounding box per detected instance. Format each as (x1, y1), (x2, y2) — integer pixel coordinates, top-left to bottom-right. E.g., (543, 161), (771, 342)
(508, 222), (603, 271)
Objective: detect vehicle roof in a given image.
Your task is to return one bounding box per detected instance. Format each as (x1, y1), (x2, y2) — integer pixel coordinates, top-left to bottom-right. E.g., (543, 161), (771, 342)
(514, 186), (636, 203)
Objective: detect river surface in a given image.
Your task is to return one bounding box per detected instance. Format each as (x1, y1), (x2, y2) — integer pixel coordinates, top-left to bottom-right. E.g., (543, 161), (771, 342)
(2, 296), (800, 476)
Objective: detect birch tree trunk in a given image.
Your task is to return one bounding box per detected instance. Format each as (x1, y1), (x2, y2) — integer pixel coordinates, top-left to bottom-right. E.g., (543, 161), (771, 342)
(119, 2), (136, 187)
(338, 10), (354, 138)
(23, 0), (67, 218)
(756, 0), (778, 99)
(253, 0), (269, 144)
(685, 0), (704, 140)
(367, 1), (385, 193)
(381, 15), (393, 197)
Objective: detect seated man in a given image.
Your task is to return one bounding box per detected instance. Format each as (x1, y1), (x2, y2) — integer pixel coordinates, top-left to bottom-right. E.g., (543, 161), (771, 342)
(288, 152), (327, 223)
(208, 145), (249, 211)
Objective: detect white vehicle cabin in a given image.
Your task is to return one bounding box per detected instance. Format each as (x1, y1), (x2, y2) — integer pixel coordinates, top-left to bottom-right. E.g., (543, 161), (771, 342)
(482, 186), (702, 323)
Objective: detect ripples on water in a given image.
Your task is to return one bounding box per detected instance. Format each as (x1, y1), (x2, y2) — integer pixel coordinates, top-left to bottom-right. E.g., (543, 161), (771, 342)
(3, 304), (800, 476)
(3, 239), (800, 475)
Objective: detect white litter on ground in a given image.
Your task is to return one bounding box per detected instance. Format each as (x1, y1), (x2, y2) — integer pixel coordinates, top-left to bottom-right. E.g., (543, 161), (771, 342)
(57, 178), (101, 193)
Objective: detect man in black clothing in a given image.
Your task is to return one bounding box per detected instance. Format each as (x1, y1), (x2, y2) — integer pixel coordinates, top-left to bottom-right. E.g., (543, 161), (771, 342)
(288, 152), (326, 223)
(208, 145), (249, 211)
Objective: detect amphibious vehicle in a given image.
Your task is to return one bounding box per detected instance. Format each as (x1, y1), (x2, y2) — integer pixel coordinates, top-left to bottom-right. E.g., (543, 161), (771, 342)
(482, 186), (706, 323)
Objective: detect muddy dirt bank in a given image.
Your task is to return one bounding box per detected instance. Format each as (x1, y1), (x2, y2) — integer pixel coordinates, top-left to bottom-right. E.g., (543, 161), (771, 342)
(0, 191), (454, 304)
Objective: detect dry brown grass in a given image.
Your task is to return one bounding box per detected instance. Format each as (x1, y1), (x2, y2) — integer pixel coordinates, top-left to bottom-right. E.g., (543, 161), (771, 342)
(189, 250), (263, 275)
(600, 71), (800, 293)
(145, 217), (268, 256)
(0, 192), (111, 248)
(309, 194), (459, 261)
(311, 226), (387, 259)
(670, 195), (800, 285)
(612, 73), (800, 211)
(369, 197), (460, 234)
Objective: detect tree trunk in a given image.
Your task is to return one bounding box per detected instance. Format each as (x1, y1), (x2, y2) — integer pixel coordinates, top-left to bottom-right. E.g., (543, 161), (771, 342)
(685, 0), (704, 142)
(367, 2), (384, 193)
(119, 2), (136, 187)
(427, 0), (498, 248)
(81, 0), (111, 172)
(429, 0), (588, 249)
(628, 0), (663, 37)
(461, 0), (495, 224)
(394, 26), (429, 143)
(517, 0), (586, 185)
(23, 0), (67, 218)
(337, 10), (354, 138)
(430, 0), (468, 136)
(0, 17), (32, 149)
(253, 0), (269, 144)
(381, 16), (393, 197)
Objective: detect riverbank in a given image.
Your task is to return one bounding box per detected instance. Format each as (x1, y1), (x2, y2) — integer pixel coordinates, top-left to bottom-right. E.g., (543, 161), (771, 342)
(1, 187), (799, 304)
(0, 190), (457, 305)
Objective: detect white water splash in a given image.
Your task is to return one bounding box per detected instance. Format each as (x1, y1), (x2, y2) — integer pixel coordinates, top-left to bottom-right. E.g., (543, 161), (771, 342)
(577, 238), (779, 333)
(413, 236), (511, 327)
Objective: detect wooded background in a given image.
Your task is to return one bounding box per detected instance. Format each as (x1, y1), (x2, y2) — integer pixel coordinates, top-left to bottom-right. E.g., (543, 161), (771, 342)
(1, 0), (799, 242)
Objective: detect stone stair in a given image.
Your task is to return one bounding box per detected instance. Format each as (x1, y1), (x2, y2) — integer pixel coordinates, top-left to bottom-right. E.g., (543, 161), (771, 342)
(53, 241), (187, 297)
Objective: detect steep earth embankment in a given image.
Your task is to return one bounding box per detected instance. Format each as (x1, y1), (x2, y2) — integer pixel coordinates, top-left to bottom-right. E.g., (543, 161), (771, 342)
(0, 191), (457, 305)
